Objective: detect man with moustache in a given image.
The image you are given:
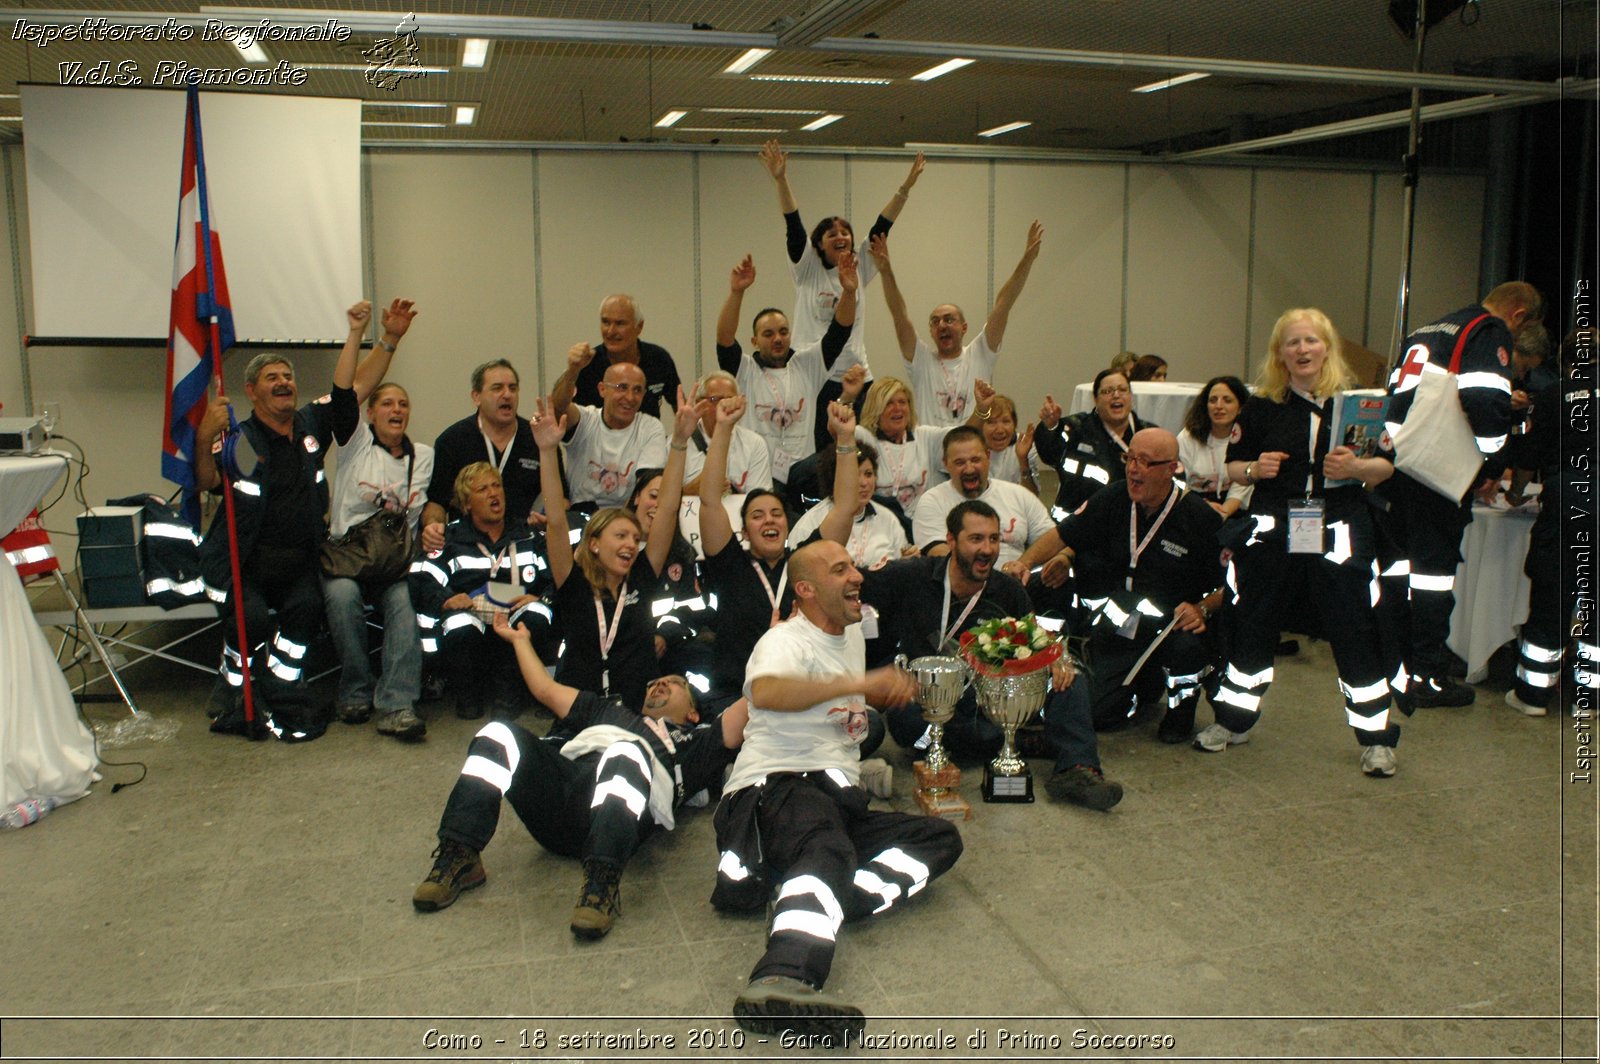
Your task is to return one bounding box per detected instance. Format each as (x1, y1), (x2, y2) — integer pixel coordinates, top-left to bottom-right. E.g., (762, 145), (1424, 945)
(910, 426), (1054, 566)
(557, 294), (682, 420)
(421, 359), (551, 554)
(863, 500), (1121, 810)
(1012, 428), (1225, 743)
(550, 359), (668, 512)
(713, 539), (963, 1040)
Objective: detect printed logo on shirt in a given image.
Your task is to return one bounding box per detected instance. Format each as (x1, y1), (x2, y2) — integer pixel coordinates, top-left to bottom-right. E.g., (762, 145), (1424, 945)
(891, 472), (928, 510)
(1497, 346), (1510, 367)
(648, 383), (665, 394)
(829, 700), (870, 742)
(1229, 422), (1242, 444)
(303, 435), (320, 454)
(1393, 344), (1431, 393)
(1077, 442), (1096, 454)
(1160, 539), (1188, 558)
(1000, 516), (1019, 546)
(588, 459), (637, 498)
(522, 565), (537, 583)
(667, 562), (684, 583)
(519, 457), (540, 471)
(756, 398), (804, 430)
(936, 388), (969, 419)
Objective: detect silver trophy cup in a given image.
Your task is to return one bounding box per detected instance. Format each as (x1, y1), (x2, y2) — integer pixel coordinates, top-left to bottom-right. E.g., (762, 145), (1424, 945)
(896, 654), (969, 777)
(975, 667), (1052, 802)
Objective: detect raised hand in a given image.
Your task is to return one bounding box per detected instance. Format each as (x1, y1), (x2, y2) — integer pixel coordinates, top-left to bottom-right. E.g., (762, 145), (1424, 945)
(758, 139), (787, 180)
(730, 254), (756, 292)
(836, 249), (859, 293)
(672, 384), (698, 444)
(1021, 219), (1044, 263)
(903, 152), (926, 191)
(828, 398), (858, 442)
(974, 378), (996, 407)
(716, 394), (748, 427)
(567, 342), (596, 372)
(347, 300), (373, 332)
(529, 395), (566, 450)
(866, 232), (890, 271)
(839, 363), (868, 404)
(1016, 422), (1036, 464)
(1039, 394), (1063, 430)
(381, 298), (417, 338)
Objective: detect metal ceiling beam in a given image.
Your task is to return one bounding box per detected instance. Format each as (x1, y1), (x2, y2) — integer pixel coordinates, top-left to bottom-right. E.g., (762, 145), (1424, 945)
(1170, 85), (1596, 161)
(774, 0), (900, 48)
(813, 36), (1573, 99)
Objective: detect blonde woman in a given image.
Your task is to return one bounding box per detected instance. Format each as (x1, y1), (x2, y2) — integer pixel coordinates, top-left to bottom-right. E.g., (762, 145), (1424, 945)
(856, 376), (949, 519)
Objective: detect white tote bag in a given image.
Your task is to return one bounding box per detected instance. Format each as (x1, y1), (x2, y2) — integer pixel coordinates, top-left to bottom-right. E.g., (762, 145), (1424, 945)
(1389, 312), (1492, 502)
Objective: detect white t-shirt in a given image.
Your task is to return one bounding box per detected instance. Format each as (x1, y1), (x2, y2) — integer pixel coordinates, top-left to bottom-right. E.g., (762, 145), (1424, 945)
(329, 425), (434, 539)
(564, 404), (668, 508)
(787, 499), (907, 570)
(791, 241), (879, 384)
(683, 423), (773, 495)
(731, 343), (826, 484)
(909, 332), (999, 427)
(856, 424), (949, 519)
(726, 611), (870, 792)
(911, 477), (1054, 564)
(987, 443), (1042, 489)
(1177, 427), (1252, 508)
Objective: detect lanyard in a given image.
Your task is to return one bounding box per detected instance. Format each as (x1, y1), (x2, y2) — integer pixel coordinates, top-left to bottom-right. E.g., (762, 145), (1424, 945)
(1289, 387), (1324, 497)
(846, 507), (872, 565)
(941, 566), (985, 650)
(877, 433), (913, 495)
(478, 417), (515, 477)
(1127, 488), (1180, 591)
(752, 558), (787, 628)
(935, 352), (967, 417)
(594, 580), (628, 694)
(479, 540), (509, 578)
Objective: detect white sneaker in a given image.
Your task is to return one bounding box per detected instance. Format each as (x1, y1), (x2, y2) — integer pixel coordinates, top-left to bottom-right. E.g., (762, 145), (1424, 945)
(1360, 744), (1397, 777)
(1192, 723), (1249, 752)
(1505, 690), (1548, 717)
(858, 758), (894, 799)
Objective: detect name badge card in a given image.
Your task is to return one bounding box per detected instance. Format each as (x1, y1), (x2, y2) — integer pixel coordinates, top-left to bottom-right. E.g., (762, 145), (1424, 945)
(1288, 499), (1325, 554)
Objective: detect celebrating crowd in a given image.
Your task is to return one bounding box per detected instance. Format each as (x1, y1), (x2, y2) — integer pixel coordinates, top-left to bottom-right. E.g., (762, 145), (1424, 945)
(184, 143), (1588, 1039)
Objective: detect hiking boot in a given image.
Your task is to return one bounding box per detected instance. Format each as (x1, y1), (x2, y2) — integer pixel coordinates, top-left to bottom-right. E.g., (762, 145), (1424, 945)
(336, 702), (374, 725)
(857, 758), (894, 799)
(733, 975), (864, 1044)
(204, 678), (238, 720)
(1156, 702), (1197, 744)
(1360, 744), (1397, 778)
(1505, 689), (1549, 717)
(570, 858), (622, 940)
(1044, 765), (1124, 811)
(376, 708), (427, 741)
(1410, 676), (1475, 708)
(412, 840), (485, 912)
(1192, 723), (1249, 752)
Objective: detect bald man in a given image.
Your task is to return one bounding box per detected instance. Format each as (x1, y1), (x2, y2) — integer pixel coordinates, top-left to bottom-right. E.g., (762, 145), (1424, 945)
(1013, 428), (1226, 743)
(552, 358), (668, 511)
(556, 295), (683, 420)
(713, 539), (963, 1041)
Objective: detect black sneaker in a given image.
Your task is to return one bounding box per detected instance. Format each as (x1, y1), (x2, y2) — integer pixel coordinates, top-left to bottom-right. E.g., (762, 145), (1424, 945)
(1410, 676), (1475, 708)
(412, 840), (485, 911)
(336, 702), (374, 725)
(1044, 765), (1124, 811)
(570, 859), (622, 940)
(733, 975), (864, 1044)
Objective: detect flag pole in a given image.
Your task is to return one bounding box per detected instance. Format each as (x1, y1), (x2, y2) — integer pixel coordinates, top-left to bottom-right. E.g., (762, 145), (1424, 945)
(189, 87), (257, 730)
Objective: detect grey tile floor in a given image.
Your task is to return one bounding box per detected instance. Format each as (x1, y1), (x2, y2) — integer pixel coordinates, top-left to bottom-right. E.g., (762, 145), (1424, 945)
(2, 628), (1594, 1063)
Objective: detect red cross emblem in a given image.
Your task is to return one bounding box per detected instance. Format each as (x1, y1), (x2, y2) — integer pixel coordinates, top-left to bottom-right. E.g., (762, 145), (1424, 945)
(1393, 343), (1430, 393)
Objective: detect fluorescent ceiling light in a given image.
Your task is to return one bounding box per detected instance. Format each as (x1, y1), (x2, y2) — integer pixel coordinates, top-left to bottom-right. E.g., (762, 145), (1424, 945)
(978, 120), (1032, 138)
(655, 109), (689, 127)
(232, 39), (269, 64)
(911, 57), (974, 82)
(800, 114), (844, 131)
(361, 120), (448, 128)
(724, 48), (772, 74)
(461, 38), (490, 68)
(679, 126), (785, 134)
(747, 73), (892, 86)
(701, 107), (825, 115)
(1131, 71), (1210, 93)
(454, 105), (477, 125)
(361, 101), (450, 109)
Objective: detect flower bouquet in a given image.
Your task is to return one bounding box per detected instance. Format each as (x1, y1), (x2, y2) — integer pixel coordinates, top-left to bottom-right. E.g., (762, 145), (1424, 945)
(958, 614), (1063, 677)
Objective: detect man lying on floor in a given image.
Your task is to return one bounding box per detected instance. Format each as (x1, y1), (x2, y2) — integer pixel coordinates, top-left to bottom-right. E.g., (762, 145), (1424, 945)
(413, 612), (748, 940)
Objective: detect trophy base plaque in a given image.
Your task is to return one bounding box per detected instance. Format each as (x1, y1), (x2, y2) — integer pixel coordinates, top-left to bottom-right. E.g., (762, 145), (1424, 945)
(981, 764), (1035, 803)
(912, 760), (971, 820)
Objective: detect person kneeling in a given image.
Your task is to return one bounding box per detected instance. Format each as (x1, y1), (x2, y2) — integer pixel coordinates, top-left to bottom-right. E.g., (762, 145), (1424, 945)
(413, 613), (747, 940)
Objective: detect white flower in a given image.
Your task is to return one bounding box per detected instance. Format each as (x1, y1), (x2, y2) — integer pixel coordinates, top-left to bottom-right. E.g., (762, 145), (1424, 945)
(1014, 646), (1032, 660)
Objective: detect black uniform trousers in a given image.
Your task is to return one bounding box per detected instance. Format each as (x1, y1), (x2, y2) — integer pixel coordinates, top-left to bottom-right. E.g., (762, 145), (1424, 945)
(1514, 485), (1598, 708)
(1212, 534), (1399, 747)
(216, 545), (323, 739)
(436, 721), (655, 869)
(1084, 622), (1217, 732)
(1375, 471), (1472, 687)
(713, 772), (962, 990)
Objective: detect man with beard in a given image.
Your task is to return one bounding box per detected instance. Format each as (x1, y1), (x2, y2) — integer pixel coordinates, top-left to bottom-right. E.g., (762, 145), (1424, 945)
(910, 426), (1054, 566)
(557, 294), (682, 420)
(549, 359), (668, 512)
(1012, 429), (1225, 743)
(862, 500), (1120, 810)
(420, 359), (551, 553)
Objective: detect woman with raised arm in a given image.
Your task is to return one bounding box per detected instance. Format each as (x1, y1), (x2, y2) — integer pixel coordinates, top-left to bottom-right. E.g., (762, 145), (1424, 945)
(967, 378), (1039, 495)
(1035, 368), (1150, 520)
(696, 394), (862, 716)
(759, 139), (925, 448)
(531, 388), (699, 712)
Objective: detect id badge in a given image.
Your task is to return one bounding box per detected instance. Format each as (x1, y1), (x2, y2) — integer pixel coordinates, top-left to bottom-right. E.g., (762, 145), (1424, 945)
(771, 447), (795, 484)
(859, 603), (879, 640)
(485, 580), (522, 606)
(1288, 499), (1326, 554)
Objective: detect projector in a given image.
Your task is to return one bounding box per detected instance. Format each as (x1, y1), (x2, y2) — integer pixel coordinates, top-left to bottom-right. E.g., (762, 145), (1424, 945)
(0, 416), (47, 453)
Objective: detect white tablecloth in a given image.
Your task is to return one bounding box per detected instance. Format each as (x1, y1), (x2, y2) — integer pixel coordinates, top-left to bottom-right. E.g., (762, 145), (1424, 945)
(1447, 504), (1536, 683)
(1, 452), (98, 810)
(1069, 380), (1203, 435)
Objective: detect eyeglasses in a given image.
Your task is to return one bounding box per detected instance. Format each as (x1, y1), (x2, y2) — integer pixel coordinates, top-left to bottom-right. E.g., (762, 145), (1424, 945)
(929, 313), (963, 326)
(1098, 385), (1131, 397)
(1123, 453), (1176, 470)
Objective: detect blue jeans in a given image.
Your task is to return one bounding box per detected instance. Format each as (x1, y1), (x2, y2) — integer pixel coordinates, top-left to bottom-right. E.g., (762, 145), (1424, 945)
(884, 679), (1100, 773)
(322, 575), (421, 713)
